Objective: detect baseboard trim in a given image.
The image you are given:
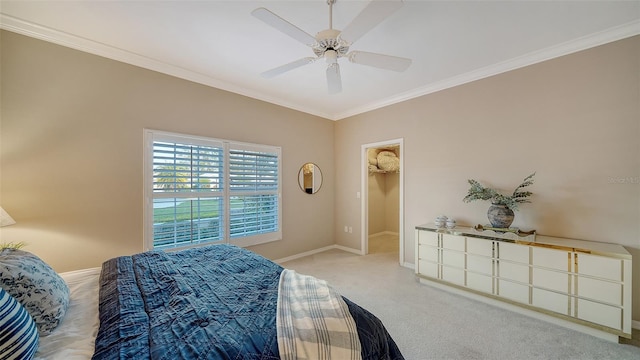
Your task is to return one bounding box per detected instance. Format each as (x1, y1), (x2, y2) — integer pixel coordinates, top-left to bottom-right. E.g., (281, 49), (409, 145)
(633, 320), (640, 331)
(273, 245), (336, 264)
(273, 244), (364, 263)
(334, 244), (364, 255)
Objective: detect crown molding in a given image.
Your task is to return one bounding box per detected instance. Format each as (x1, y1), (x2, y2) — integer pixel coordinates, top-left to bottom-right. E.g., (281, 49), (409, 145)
(2, 14), (638, 121)
(332, 19), (640, 120)
(0, 14), (333, 120)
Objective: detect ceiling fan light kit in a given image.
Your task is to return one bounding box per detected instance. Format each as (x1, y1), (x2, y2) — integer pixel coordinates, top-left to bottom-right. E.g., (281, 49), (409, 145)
(252, 0), (412, 94)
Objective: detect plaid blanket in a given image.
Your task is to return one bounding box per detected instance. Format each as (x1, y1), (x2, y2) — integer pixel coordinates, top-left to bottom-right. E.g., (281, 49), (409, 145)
(276, 269), (362, 360)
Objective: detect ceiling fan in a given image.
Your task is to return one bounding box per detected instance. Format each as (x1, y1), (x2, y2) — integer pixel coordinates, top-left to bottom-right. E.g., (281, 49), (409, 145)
(251, 0), (412, 94)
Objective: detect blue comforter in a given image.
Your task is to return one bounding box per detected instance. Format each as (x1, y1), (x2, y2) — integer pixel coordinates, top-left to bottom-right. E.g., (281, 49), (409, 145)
(92, 244), (403, 360)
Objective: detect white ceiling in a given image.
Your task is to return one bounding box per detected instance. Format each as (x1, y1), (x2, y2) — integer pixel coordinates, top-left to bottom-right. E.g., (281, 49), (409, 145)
(1, 1), (639, 120)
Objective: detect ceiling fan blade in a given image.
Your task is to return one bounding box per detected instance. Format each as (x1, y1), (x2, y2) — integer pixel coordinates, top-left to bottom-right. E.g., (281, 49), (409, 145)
(326, 63), (342, 94)
(251, 8), (317, 47)
(261, 57), (317, 78)
(338, 0), (404, 45)
(348, 51), (411, 72)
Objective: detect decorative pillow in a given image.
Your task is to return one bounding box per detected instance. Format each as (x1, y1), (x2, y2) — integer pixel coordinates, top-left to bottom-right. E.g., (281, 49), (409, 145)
(0, 287), (39, 359)
(0, 249), (70, 335)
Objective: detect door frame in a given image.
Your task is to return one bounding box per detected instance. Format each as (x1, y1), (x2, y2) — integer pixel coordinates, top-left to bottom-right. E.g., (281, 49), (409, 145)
(360, 138), (404, 265)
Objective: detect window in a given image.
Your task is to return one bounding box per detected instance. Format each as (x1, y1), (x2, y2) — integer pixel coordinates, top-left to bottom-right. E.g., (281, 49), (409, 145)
(144, 130), (281, 251)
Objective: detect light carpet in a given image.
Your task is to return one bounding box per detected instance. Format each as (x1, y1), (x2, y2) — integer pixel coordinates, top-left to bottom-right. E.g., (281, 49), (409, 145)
(281, 246), (640, 360)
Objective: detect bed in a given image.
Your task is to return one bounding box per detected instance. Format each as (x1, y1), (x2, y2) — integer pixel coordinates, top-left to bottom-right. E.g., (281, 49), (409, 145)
(27, 244), (403, 359)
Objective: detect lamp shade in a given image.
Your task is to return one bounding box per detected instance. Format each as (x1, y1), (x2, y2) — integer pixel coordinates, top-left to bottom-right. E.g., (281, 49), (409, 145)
(0, 207), (16, 227)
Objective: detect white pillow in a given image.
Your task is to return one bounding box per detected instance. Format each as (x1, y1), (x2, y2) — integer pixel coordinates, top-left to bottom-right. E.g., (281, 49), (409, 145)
(0, 287), (39, 359)
(0, 249), (70, 335)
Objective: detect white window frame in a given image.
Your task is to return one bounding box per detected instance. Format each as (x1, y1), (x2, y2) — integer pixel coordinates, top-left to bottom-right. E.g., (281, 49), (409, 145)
(143, 129), (282, 251)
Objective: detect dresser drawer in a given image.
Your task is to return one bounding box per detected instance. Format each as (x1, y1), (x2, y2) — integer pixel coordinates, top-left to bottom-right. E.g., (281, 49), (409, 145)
(532, 288), (570, 315)
(532, 268), (570, 293)
(498, 279), (529, 304)
(418, 230), (439, 247)
(576, 253), (622, 281)
(577, 277), (622, 306)
(467, 272), (493, 294)
(418, 244), (439, 263)
(441, 249), (464, 268)
(441, 266), (465, 286)
(498, 242), (529, 263)
(498, 261), (529, 283)
(418, 260), (438, 278)
(442, 234), (465, 251)
(467, 254), (493, 275)
(577, 299), (622, 330)
(467, 239), (493, 257)
(532, 247), (569, 271)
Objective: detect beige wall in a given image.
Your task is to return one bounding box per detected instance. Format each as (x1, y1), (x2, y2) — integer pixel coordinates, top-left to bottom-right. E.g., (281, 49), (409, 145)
(385, 172), (399, 233)
(335, 36), (640, 319)
(368, 172), (400, 235)
(368, 172), (387, 235)
(0, 31), (335, 272)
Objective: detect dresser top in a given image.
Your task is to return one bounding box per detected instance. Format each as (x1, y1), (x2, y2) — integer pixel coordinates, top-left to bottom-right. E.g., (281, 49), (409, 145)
(416, 223), (631, 259)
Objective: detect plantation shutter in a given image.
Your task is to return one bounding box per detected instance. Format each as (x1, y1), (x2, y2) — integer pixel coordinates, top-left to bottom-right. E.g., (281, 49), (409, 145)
(228, 144), (280, 241)
(152, 141), (224, 193)
(150, 137), (225, 249)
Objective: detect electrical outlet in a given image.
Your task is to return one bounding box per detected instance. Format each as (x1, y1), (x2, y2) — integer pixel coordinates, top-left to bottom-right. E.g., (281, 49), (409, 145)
(348, 227), (353, 233)
(344, 226), (348, 233)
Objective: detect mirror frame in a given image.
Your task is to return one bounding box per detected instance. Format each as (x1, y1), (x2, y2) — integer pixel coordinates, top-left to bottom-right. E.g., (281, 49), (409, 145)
(298, 162), (323, 194)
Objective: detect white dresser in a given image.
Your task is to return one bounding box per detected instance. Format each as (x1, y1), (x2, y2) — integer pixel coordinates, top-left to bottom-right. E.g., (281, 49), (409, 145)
(415, 224), (632, 341)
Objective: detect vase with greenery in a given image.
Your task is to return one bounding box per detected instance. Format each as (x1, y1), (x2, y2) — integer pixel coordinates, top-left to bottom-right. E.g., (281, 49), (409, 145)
(463, 172), (536, 228)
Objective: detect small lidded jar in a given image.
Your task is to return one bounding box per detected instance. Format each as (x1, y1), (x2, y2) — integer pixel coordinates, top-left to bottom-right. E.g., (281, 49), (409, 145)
(446, 218), (456, 229)
(434, 215), (448, 228)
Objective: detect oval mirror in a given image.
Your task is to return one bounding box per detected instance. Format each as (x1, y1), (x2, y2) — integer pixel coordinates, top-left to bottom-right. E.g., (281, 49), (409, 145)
(298, 163), (323, 194)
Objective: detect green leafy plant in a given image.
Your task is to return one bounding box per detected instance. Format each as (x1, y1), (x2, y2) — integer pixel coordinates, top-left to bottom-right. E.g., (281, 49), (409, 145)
(463, 172), (536, 211)
(0, 241), (26, 250)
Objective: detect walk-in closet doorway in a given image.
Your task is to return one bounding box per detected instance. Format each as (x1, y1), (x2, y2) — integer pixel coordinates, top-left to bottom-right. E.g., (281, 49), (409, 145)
(361, 138), (404, 266)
